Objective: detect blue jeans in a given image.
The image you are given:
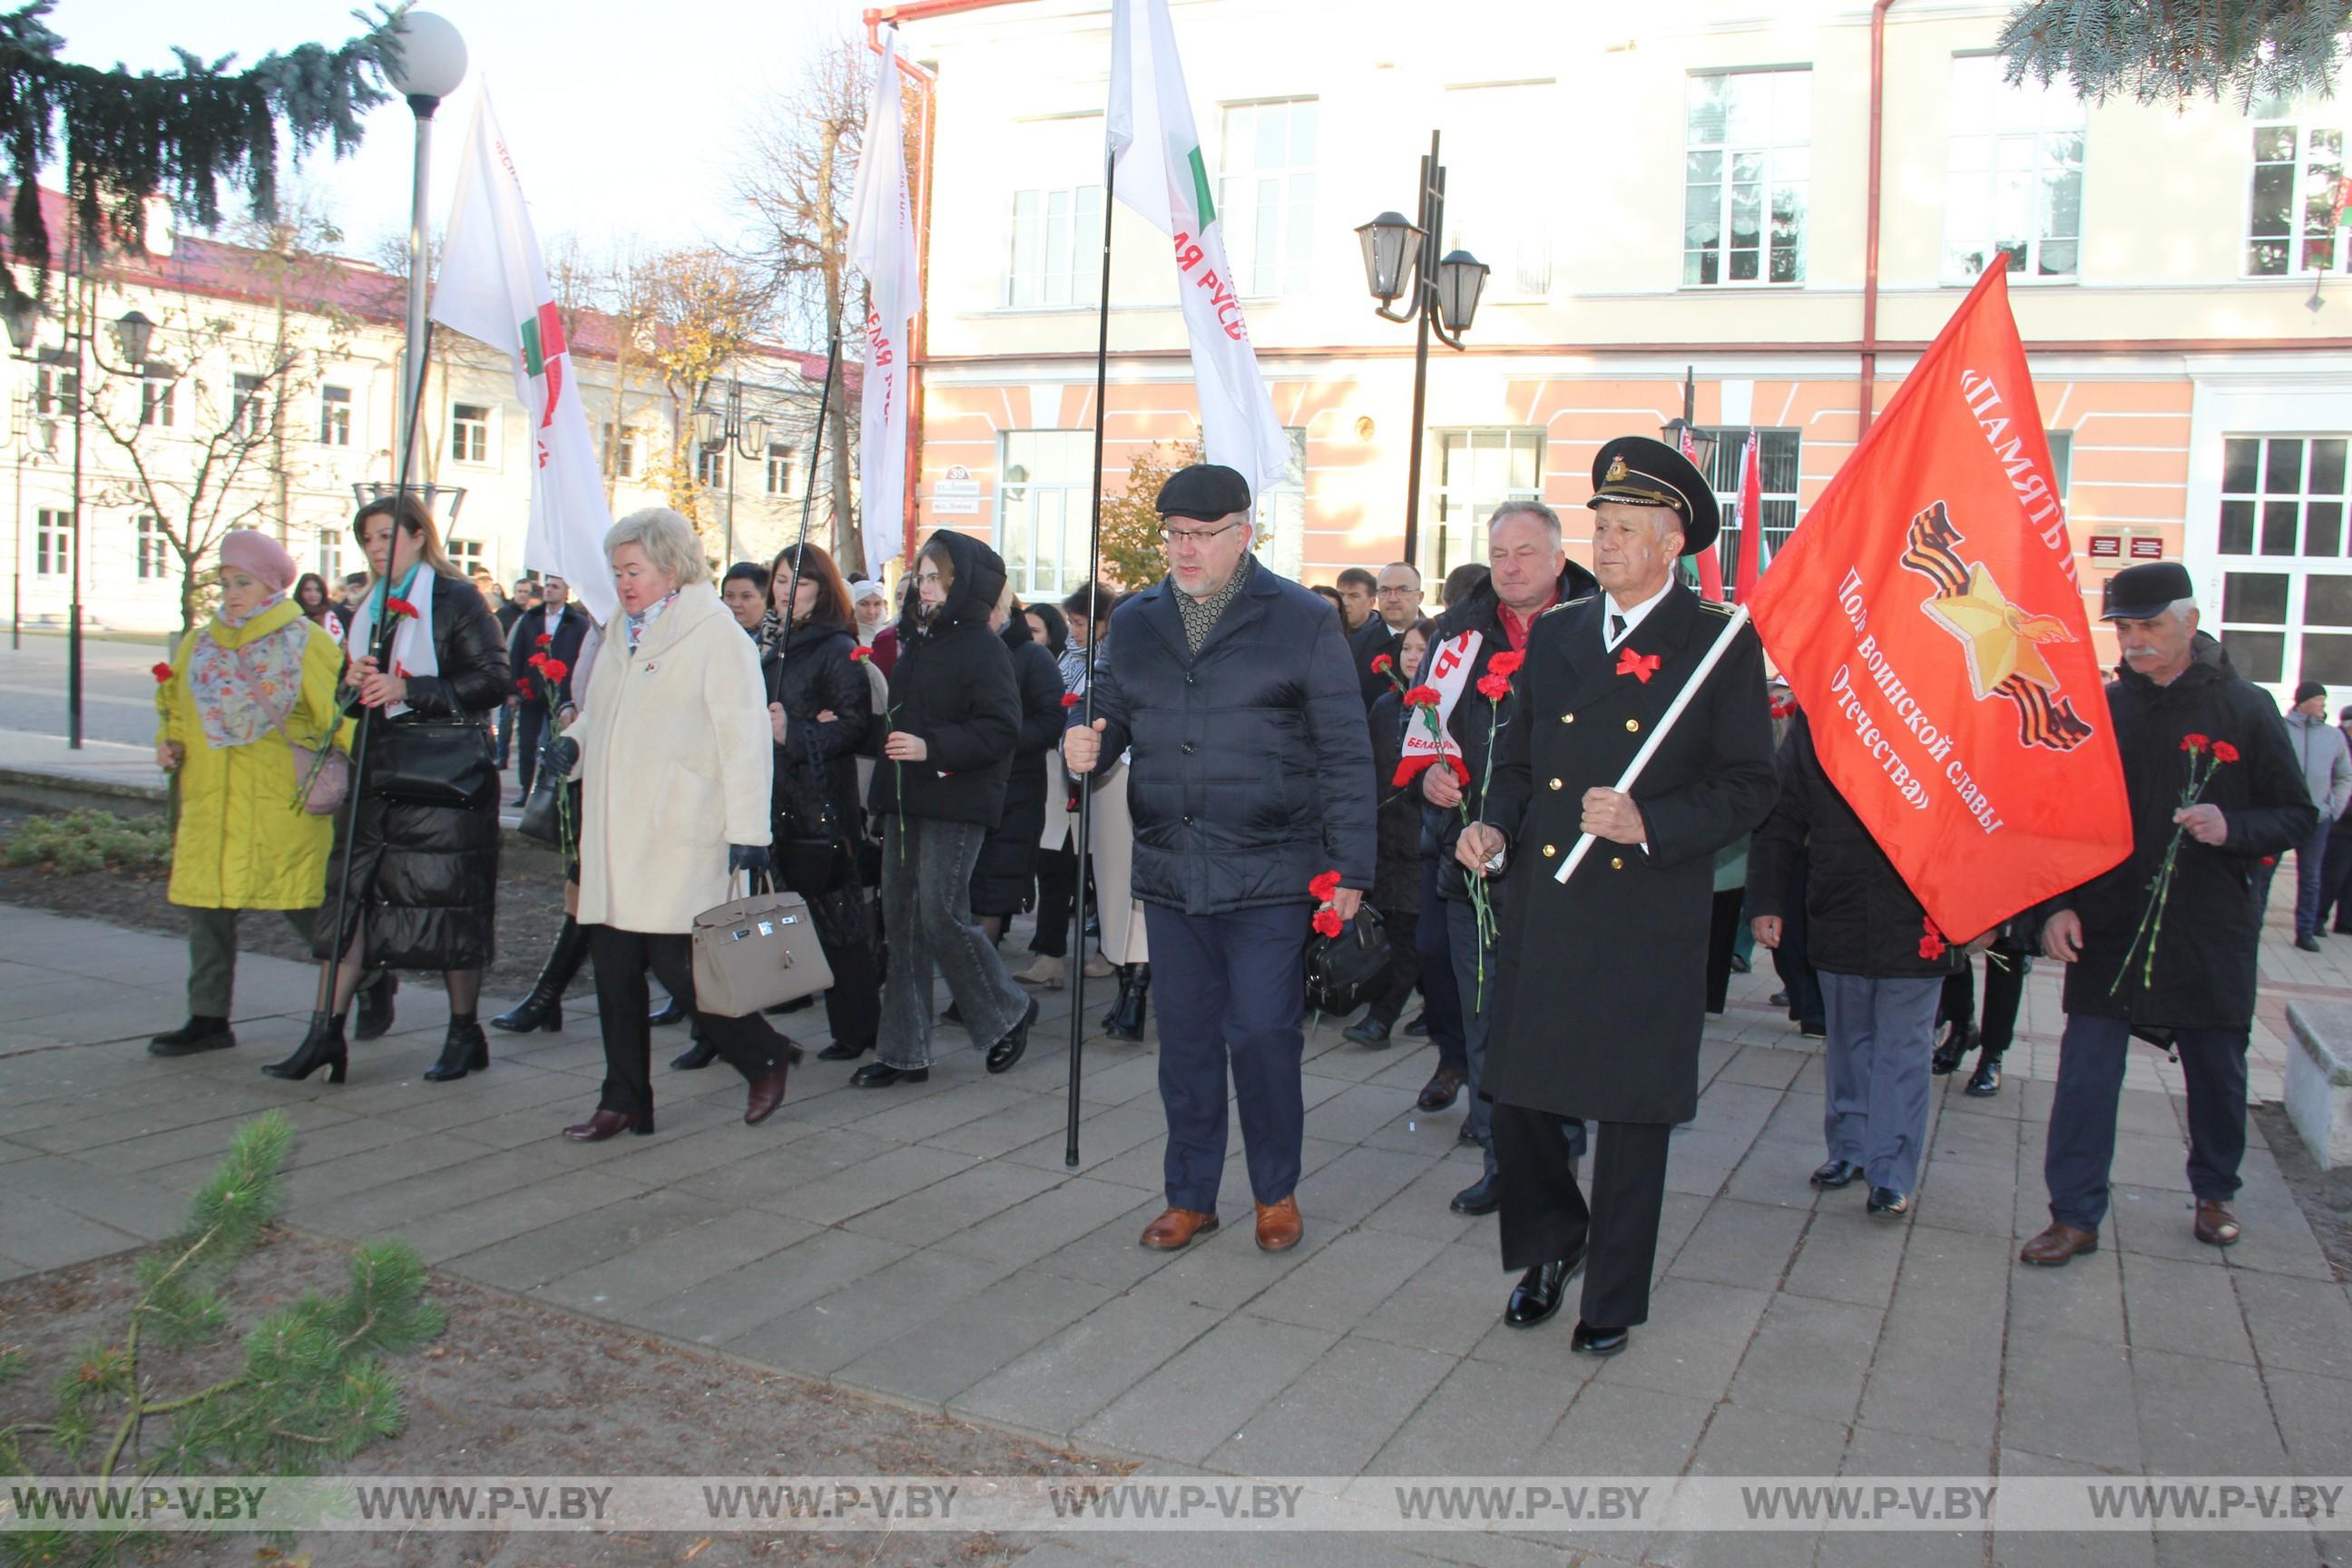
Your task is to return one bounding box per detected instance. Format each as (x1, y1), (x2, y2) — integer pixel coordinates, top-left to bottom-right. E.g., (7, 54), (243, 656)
(2043, 1013), (2249, 1232)
(877, 816), (1027, 1069)
(2294, 818), (2334, 939)
(1146, 900), (1311, 1211)
(1818, 971), (1941, 1194)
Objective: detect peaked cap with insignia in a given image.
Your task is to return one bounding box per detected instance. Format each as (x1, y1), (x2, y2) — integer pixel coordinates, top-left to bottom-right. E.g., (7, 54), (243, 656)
(1588, 435), (1720, 556)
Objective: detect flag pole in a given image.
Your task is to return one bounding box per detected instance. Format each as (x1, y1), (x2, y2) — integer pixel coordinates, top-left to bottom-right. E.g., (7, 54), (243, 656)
(1551, 603), (1750, 886)
(1065, 139), (1117, 1170)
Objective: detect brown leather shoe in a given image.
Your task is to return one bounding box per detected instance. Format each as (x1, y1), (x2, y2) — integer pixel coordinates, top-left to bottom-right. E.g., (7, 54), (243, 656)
(1140, 1208), (1218, 1250)
(1416, 1067), (1465, 1112)
(1254, 1195), (1304, 1252)
(2194, 1200), (2242, 1247)
(2019, 1220), (2098, 1266)
(563, 1109), (654, 1142)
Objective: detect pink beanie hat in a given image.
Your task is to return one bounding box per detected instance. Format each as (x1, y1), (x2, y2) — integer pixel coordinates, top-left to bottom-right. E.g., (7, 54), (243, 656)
(217, 529), (298, 594)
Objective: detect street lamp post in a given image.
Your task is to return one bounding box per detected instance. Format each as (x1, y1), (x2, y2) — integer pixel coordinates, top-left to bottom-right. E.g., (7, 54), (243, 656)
(384, 11), (468, 485)
(1660, 366), (1720, 577)
(693, 377), (770, 566)
(1356, 129), (1489, 570)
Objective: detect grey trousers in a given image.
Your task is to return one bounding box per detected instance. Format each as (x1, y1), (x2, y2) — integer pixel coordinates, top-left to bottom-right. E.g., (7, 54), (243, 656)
(186, 906), (318, 1016)
(1818, 971), (1942, 1195)
(877, 815), (1028, 1069)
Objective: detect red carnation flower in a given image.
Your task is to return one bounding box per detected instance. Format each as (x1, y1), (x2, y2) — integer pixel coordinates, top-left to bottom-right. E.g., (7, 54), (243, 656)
(1485, 651), (1525, 678)
(1918, 917), (1945, 962)
(1476, 671), (1512, 701)
(1402, 684), (1442, 708)
(527, 652), (548, 670)
(1060, 691), (1081, 709)
(151, 662), (174, 684)
(385, 596), (417, 619)
(539, 659), (569, 682)
(536, 632), (553, 647)
(1308, 868), (1343, 902)
(849, 645), (872, 663)
(2212, 740), (2239, 764)
(515, 675), (534, 699)
(1369, 653), (1395, 674)
(2180, 733), (2209, 753)
(1311, 907), (1345, 939)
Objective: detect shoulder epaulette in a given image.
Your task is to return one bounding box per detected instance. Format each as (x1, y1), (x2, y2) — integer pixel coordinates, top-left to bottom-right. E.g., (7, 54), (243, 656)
(1698, 600), (1737, 617)
(1547, 595), (1595, 616)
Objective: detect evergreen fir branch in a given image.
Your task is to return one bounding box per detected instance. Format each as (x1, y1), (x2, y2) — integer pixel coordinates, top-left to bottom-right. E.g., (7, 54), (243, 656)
(1999, 0), (2352, 106)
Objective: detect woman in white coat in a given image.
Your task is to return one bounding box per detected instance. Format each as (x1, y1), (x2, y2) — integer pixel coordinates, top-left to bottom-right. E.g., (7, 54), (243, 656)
(546, 507), (802, 1142)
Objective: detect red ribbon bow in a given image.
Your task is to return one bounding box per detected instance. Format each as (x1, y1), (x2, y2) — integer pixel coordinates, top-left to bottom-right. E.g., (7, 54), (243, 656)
(1615, 647), (1661, 683)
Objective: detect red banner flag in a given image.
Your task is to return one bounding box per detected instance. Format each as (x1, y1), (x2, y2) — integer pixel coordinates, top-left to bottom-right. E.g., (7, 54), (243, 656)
(1733, 429), (1766, 603)
(1747, 263), (2130, 940)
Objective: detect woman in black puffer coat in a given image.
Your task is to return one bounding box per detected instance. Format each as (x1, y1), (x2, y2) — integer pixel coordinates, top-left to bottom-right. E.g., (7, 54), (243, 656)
(970, 592), (1068, 936)
(1347, 618), (1436, 1048)
(858, 531), (1038, 1086)
(759, 542), (882, 1063)
(268, 492), (514, 1086)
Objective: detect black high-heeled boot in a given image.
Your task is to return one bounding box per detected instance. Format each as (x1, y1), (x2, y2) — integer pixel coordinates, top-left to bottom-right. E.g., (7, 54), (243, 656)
(353, 970), (397, 1042)
(1104, 963), (1151, 1043)
(1100, 965), (1135, 1033)
(491, 918), (590, 1033)
(262, 1012), (348, 1083)
(425, 1015), (490, 1082)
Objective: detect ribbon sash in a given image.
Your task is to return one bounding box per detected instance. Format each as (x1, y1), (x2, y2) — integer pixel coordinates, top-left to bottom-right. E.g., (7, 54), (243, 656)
(1398, 628), (1483, 770)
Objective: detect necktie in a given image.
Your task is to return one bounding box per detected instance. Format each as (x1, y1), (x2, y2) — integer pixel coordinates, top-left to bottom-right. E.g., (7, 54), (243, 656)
(1610, 613), (1627, 646)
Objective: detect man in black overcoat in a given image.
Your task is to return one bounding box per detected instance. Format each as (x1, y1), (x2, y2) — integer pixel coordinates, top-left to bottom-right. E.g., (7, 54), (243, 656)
(507, 574), (592, 804)
(2023, 562), (2316, 1264)
(1457, 436), (1777, 1357)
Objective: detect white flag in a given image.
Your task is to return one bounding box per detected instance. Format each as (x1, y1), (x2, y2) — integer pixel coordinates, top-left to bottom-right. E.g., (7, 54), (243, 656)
(848, 28), (922, 586)
(1107, 0), (1290, 503)
(429, 87), (616, 625)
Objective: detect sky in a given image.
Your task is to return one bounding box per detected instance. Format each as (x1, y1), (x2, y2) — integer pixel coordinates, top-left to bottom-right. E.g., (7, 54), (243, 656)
(49, 0), (867, 266)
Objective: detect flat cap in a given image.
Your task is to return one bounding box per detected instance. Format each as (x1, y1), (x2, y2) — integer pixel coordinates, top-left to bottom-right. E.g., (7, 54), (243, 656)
(1156, 463), (1253, 522)
(2099, 561), (2193, 621)
(1588, 436), (1720, 556)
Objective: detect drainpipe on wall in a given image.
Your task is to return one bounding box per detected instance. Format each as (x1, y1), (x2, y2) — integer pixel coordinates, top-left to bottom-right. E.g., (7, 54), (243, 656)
(1858, 0), (1896, 442)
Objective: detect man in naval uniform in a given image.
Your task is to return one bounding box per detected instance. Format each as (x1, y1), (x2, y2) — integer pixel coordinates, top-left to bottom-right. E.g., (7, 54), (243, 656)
(1455, 435), (1778, 1357)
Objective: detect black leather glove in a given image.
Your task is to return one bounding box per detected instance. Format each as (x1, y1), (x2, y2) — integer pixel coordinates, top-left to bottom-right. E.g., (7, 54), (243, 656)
(729, 844), (770, 874)
(540, 735), (580, 776)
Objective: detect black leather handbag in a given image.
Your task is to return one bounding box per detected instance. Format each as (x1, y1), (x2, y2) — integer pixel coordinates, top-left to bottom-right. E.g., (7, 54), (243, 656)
(1304, 906), (1393, 1016)
(517, 769), (564, 844)
(368, 719), (498, 808)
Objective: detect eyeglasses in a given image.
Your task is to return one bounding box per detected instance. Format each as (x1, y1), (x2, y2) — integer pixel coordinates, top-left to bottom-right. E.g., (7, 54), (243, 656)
(1158, 520), (1244, 547)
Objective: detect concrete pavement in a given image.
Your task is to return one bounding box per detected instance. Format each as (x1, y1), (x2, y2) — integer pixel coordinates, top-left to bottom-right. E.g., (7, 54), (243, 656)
(3, 896), (2349, 1566)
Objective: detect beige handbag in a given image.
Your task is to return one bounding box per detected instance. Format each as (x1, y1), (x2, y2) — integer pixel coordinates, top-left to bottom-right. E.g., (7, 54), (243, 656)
(690, 872), (833, 1018)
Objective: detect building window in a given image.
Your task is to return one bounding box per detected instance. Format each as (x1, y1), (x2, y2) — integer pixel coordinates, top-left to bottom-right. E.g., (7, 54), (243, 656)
(135, 514), (170, 580)
(34, 508), (68, 576)
(445, 538), (485, 577)
(1683, 69), (1811, 286)
(1007, 186), (1105, 308)
(1943, 54), (2084, 280)
(696, 443), (730, 490)
(1442, 83), (1556, 298)
(316, 530), (342, 583)
(1254, 427), (1308, 579)
(140, 369), (177, 429)
(2248, 101), (2348, 276)
(603, 422), (639, 479)
(451, 403), (492, 464)
(1698, 428), (1801, 592)
(765, 441), (795, 495)
(34, 360), (76, 416)
(230, 372), (267, 441)
(1218, 98), (1318, 297)
(2215, 435), (2352, 687)
(996, 429), (1096, 598)
(2046, 428), (2074, 500)
(1428, 428), (1544, 583)
(319, 385), (351, 446)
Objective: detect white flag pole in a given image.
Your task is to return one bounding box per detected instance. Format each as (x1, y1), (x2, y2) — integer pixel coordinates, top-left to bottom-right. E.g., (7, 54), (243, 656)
(1553, 603), (1752, 885)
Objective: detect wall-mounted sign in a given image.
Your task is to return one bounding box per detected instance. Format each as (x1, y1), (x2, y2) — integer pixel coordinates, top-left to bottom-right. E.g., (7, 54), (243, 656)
(2128, 536), (2164, 559)
(931, 497), (979, 515)
(2088, 535), (2122, 559)
(934, 480), (980, 498)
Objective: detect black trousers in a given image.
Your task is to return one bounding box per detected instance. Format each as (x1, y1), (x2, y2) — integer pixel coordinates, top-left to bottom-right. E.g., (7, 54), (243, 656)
(514, 702), (550, 799)
(1939, 953), (2030, 1054)
(1772, 855), (1824, 1028)
(1032, 842), (1078, 957)
(2323, 829), (2352, 933)
(1494, 1102), (1671, 1329)
(588, 926), (790, 1116)
(1703, 887), (1744, 1014)
(1365, 903), (1421, 1025)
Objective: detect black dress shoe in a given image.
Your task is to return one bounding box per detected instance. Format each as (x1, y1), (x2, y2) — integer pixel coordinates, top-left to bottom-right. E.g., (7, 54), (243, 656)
(1931, 1023), (1974, 1075)
(1867, 1186), (1912, 1217)
(649, 996), (687, 1027)
(1965, 1054), (2003, 1097)
(2298, 933), (2323, 953)
(149, 1015), (233, 1056)
(985, 996), (1040, 1074)
(1810, 1158), (1865, 1189)
(1402, 1012), (1430, 1038)
(1342, 1014), (1394, 1049)
(671, 1032), (720, 1071)
(850, 1062), (929, 1088)
(817, 1038), (870, 1062)
(1768, 990), (1789, 1008)
(1570, 1320), (1629, 1357)
(563, 1108), (653, 1142)
(1504, 1251), (1583, 1328)
(353, 971), (396, 1042)
(1450, 1173), (1499, 1215)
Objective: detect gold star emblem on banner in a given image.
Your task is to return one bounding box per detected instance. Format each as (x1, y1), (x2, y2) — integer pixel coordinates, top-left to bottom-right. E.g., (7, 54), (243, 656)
(1925, 563), (2077, 699)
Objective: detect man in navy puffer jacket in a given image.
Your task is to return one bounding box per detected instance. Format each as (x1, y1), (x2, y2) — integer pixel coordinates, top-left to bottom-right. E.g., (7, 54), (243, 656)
(1065, 464), (1376, 1256)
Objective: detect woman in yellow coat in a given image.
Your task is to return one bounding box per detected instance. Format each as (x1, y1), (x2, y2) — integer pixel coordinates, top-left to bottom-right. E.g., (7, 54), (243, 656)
(149, 530), (346, 1057)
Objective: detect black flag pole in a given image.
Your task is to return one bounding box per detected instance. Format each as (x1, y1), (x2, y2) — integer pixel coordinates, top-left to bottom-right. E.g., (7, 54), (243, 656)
(769, 332), (842, 702)
(314, 320), (438, 1018)
(1065, 139), (1118, 1169)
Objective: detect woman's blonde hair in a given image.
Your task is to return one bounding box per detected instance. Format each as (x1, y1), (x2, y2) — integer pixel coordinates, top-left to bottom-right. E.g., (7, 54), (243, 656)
(351, 493), (467, 583)
(605, 507), (710, 588)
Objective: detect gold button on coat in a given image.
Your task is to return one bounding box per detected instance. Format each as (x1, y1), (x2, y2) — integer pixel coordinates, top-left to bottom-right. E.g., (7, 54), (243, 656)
(1549, 778), (1563, 790)
(1611, 857), (1625, 869)
(1626, 718), (1641, 732)
(1542, 844), (1557, 858)
(1562, 712), (1575, 724)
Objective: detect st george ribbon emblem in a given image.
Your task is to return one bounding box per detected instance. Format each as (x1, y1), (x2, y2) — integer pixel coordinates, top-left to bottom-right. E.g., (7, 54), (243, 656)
(1906, 501), (2096, 752)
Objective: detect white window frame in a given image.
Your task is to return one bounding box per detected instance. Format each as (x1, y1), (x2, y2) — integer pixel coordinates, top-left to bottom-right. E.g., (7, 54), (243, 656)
(2245, 103), (2348, 278)
(140, 369), (177, 429)
(451, 402), (494, 466)
(995, 428), (1097, 599)
(446, 538), (486, 577)
(1217, 97), (1318, 299)
(1254, 427), (1308, 582)
(1426, 427), (1544, 583)
(696, 443), (730, 490)
(34, 359), (76, 416)
(603, 422), (640, 479)
(1682, 68), (1811, 288)
(135, 514), (170, 580)
(319, 385), (352, 446)
(1942, 53), (2086, 283)
(34, 508), (68, 576)
(765, 441), (795, 495)
(1697, 427), (1801, 594)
